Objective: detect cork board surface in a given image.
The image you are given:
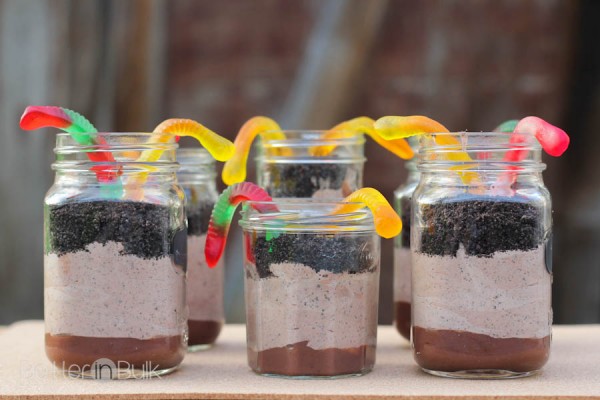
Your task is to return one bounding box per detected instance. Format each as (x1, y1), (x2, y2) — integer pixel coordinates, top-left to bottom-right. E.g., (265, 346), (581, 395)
(1, 321), (599, 400)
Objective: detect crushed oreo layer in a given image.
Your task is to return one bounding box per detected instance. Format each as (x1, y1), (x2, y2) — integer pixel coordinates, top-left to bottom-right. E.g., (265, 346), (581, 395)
(418, 195), (545, 257)
(263, 163), (349, 198)
(47, 201), (180, 259)
(248, 233), (377, 278)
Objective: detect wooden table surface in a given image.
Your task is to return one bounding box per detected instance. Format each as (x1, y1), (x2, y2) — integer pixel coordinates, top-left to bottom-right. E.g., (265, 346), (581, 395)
(1, 321), (599, 400)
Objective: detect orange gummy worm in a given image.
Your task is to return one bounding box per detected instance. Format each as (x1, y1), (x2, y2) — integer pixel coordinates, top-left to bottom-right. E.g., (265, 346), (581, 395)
(332, 188), (402, 239)
(310, 117), (413, 159)
(222, 116), (292, 186)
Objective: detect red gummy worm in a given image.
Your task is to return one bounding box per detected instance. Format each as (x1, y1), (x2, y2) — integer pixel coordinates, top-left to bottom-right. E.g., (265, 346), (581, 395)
(19, 107), (72, 130)
(20, 106), (119, 181)
(497, 117), (570, 190)
(503, 133), (529, 163)
(515, 116), (570, 157)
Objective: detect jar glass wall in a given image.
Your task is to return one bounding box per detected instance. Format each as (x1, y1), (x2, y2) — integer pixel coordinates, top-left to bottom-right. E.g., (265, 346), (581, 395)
(256, 131), (365, 199)
(240, 200), (380, 378)
(44, 133), (187, 379)
(177, 148), (224, 351)
(411, 132), (552, 379)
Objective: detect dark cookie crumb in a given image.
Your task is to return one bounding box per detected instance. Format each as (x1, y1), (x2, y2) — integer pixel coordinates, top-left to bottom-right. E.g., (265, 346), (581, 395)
(186, 201), (214, 236)
(398, 196), (412, 249)
(47, 201), (178, 259)
(264, 163), (348, 198)
(418, 195), (545, 257)
(249, 232), (377, 278)
(182, 186), (215, 236)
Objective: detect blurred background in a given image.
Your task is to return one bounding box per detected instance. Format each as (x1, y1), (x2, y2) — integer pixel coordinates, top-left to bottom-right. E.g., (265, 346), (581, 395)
(1, 0), (599, 325)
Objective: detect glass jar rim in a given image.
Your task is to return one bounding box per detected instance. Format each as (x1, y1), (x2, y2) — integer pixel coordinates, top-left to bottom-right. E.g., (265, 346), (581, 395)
(258, 129), (366, 147)
(419, 131), (542, 148)
(177, 147), (215, 164)
(176, 148), (216, 182)
(52, 132), (179, 174)
(55, 131), (178, 138)
(239, 198), (375, 233)
(417, 131), (546, 173)
(256, 130), (366, 163)
(54, 132), (179, 153)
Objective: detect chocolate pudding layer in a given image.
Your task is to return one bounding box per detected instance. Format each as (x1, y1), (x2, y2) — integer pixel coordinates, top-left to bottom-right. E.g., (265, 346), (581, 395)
(188, 320), (223, 346)
(45, 201), (187, 375)
(244, 232), (379, 377)
(413, 327), (550, 373)
(394, 301), (411, 340)
(262, 163), (359, 198)
(45, 334), (185, 370)
(248, 342), (376, 377)
(413, 196), (551, 375)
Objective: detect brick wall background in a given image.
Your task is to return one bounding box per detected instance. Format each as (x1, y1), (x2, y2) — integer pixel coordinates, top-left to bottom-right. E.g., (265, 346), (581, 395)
(1, 0), (598, 324)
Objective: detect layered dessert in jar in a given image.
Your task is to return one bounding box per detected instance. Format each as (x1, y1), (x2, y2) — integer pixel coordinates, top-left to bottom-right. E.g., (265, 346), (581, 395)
(44, 200), (187, 378)
(243, 230), (380, 378)
(412, 195), (552, 377)
(204, 183), (400, 379)
(24, 110), (235, 378)
(185, 194), (224, 349)
(392, 148), (419, 341)
(393, 194), (412, 340)
(178, 146), (230, 350)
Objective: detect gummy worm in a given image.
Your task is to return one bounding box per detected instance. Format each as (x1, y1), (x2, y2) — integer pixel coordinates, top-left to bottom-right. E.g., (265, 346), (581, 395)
(19, 106), (121, 184)
(332, 188), (402, 239)
(309, 117), (414, 159)
(493, 117), (570, 190)
(130, 118), (234, 187)
(497, 119), (530, 166)
(514, 116), (570, 157)
(222, 117), (292, 186)
(374, 116), (478, 183)
(146, 118), (234, 162)
(496, 117), (570, 162)
(205, 182), (279, 267)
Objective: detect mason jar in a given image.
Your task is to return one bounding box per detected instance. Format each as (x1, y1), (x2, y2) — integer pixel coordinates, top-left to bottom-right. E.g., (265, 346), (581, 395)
(411, 132), (552, 379)
(177, 148), (224, 351)
(44, 133), (187, 379)
(240, 199), (380, 378)
(393, 157), (419, 341)
(256, 131), (365, 199)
